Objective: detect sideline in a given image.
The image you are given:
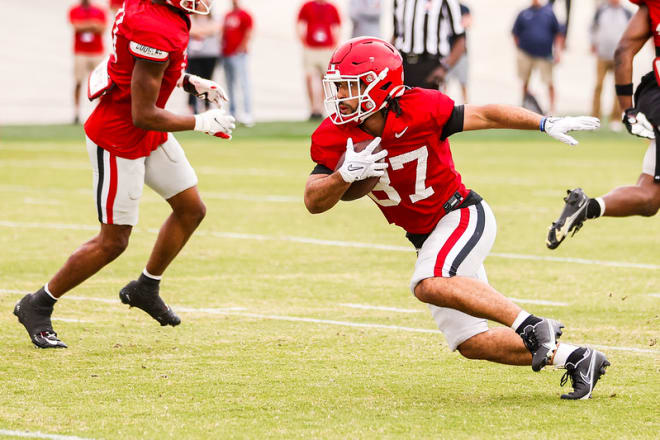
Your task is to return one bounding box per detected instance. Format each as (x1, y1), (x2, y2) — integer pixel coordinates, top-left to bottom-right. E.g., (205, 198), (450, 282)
(0, 429), (96, 440)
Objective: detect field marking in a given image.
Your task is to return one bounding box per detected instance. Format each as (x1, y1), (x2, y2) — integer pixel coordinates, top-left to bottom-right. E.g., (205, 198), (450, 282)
(1, 289), (656, 355)
(1, 219), (658, 270)
(649, 293), (660, 298)
(0, 429), (96, 440)
(507, 298), (569, 307)
(340, 303), (422, 313)
(52, 318), (90, 323)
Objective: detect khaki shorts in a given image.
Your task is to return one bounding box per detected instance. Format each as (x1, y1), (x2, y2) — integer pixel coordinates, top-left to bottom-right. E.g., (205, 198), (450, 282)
(302, 47), (335, 75)
(517, 49), (553, 84)
(74, 53), (104, 83)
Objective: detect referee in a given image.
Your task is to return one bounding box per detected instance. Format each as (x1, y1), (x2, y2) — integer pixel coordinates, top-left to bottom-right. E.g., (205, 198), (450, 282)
(393, 0), (466, 89)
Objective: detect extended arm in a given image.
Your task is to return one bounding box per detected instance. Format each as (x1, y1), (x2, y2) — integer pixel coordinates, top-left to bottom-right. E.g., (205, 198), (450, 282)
(462, 104), (599, 145)
(614, 4), (651, 110)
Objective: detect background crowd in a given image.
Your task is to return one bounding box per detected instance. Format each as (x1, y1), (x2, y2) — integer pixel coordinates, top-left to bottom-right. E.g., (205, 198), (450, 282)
(6, 0), (648, 127)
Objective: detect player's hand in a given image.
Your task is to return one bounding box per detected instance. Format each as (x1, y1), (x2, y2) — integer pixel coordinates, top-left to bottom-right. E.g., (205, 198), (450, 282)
(194, 109), (236, 139)
(182, 74), (228, 107)
(543, 116), (600, 146)
(338, 137), (388, 183)
(622, 108), (655, 139)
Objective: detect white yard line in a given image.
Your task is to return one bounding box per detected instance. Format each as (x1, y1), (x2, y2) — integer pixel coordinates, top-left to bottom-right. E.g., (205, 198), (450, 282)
(340, 303), (422, 313)
(0, 429), (96, 440)
(1, 289), (656, 355)
(52, 318), (90, 323)
(507, 298), (569, 307)
(648, 293), (660, 298)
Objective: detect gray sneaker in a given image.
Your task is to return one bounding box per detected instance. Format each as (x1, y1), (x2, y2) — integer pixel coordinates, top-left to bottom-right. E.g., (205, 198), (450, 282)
(547, 188), (589, 249)
(560, 348), (610, 400)
(519, 318), (564, 372)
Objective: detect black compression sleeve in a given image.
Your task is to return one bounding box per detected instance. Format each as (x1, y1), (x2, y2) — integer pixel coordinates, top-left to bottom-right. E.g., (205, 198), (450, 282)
(441, 105), (465, 140)
(311, 163), (333, 175)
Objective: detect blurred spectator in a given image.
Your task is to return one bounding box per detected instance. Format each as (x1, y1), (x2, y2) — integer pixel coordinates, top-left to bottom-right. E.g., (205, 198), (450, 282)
(393, 0), (466, 90)
(444, 3), (472, 103)
(549, 0), (571, 39)
(349, 0), (382, 38)
(186, 14), (220, 114)
(68, 0), (107, 124)
(590, 0), (632, 130)
(222, 0), (254, 126)
(512, 0), (563, 115)
(297, 0), (341, 120)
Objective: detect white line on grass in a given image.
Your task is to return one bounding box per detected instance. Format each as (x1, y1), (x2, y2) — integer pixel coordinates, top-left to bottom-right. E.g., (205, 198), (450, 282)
(0, 429), (96, 440)
(52, 318), (90, 323)
(649, 293), (660, 298)
(340, 303), (422, 313)
(507, 298), (569, 307)
(1, 289), (656, 354)
(2, 220), (658, 271)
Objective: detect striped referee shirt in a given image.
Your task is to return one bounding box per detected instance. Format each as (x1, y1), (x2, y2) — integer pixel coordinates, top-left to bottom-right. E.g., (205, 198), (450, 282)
(393, 0), (465, 57)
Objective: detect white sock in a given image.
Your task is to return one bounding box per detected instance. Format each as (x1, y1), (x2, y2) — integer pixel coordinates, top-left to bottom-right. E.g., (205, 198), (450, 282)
(552, 343), (579, 367)
(511, 310), (530, 331)
(595, 197), (606, 217)
(43, 283), (57, 301)
(142, 269), (162, 281)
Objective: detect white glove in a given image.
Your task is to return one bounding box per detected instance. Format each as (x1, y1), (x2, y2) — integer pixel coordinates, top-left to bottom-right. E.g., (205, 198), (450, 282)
(622, 109), (656, 139)
(338, 137), (388, 183)
(181, 74), (228, 107)
(543, 116), (600, 146)
(194, 109), (236, 139)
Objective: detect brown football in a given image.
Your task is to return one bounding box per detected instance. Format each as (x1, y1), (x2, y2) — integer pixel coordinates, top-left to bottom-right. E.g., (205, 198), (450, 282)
(335, 139), (384, 201)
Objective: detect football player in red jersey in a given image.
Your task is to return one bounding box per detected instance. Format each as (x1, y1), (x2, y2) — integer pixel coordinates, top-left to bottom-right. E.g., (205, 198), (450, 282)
(304, 37), (609, 399)
(547, 0), (660, 249)
(13, 0), (235, 349)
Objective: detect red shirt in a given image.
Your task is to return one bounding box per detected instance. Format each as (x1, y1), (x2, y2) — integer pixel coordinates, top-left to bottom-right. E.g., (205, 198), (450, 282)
(68, 4), (107, 55)
(84, 0), (190, 159)
(110, 0), (125, 8)
(222, 8), (253, 56)
(297, 1), (341, 48)
(310, 88), (468, 234)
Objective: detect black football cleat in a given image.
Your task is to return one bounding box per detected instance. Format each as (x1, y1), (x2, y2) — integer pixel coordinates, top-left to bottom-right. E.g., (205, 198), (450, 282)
(560, 348), (610, 400)
(13, 294), (67, 349)
(547, 188), (589, 249)
(519, 318), (564, 372)
(119, 280), (180, 327)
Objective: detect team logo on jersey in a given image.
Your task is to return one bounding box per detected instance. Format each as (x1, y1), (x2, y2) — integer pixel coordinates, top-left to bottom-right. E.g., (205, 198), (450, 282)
(129, 41), (168, 61)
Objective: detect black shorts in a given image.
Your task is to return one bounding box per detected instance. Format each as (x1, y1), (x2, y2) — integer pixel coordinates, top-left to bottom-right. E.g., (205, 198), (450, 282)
(634, 71), (660, 127)
(634, 71), (660, 182)
(403, 55), (442, 89)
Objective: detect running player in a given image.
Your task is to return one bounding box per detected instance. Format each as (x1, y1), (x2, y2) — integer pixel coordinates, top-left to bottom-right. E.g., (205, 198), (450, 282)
(304, 37), (609, 399)
(14, 0), (235, 349)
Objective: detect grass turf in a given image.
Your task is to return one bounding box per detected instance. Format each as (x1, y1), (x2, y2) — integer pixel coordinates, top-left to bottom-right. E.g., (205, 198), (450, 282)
(0, 123), (658, 439)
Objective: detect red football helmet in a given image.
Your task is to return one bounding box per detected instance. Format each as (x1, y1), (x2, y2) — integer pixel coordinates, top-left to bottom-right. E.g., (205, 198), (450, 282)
(323, 37), (405, 125)
(165, 0), (212, 15)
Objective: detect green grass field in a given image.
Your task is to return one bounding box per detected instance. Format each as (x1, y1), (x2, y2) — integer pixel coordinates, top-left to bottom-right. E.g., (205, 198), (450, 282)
(0, 123), (658, 439)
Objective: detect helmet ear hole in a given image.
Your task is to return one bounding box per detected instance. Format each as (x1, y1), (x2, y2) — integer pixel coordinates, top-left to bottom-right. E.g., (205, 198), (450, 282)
(379, 81), (392, 91)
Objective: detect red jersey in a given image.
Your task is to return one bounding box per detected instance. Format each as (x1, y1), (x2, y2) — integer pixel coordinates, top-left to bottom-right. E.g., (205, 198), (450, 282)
(310, 88), (469, 234)
(297, 1), (341, 48)
(68, 4), (107, 55)
(84, 0), (190, 159)
(222, 8), (253, 56)
(630, 0), (660, 83)
(110, 0), (125, 8)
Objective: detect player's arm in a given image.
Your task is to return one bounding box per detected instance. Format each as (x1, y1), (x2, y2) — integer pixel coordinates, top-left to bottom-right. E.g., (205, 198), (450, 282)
(131, 58), (195, 132)
(304, 138), (388, 214)
(132, 59), (234, 137)
(304, 171), (351, 214)
(447, 104), (600, 145)
(614, 4), (651, 111)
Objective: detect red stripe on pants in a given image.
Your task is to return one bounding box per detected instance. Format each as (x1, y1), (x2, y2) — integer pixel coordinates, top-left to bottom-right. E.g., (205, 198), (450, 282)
(105, 153), (118, 224)
(434, 208), (470, 277)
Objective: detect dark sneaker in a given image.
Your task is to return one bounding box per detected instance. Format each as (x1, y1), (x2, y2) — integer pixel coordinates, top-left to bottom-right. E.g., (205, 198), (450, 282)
(546, 188), (589, 249)
(13, 294), (67, 349)
(119, 280), (180, 327)
(560, 348), (610, 400)
(519, 318), (564, 372)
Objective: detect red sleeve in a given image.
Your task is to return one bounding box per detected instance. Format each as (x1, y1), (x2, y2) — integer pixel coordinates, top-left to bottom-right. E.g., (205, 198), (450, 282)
(124, 13), (186, 60)
(297, 3), (309, 22)
(331, 5), (341, 25)
(629, 0), (643, 5)
(430, 91), (456, 132)
(68, 7), (79, 23)
(244, 11), (253, 29)
(310, 120), (349, 170)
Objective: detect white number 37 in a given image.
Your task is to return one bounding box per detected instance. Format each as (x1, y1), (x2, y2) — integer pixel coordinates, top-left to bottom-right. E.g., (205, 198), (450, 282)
(368, 146), (435, 207)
